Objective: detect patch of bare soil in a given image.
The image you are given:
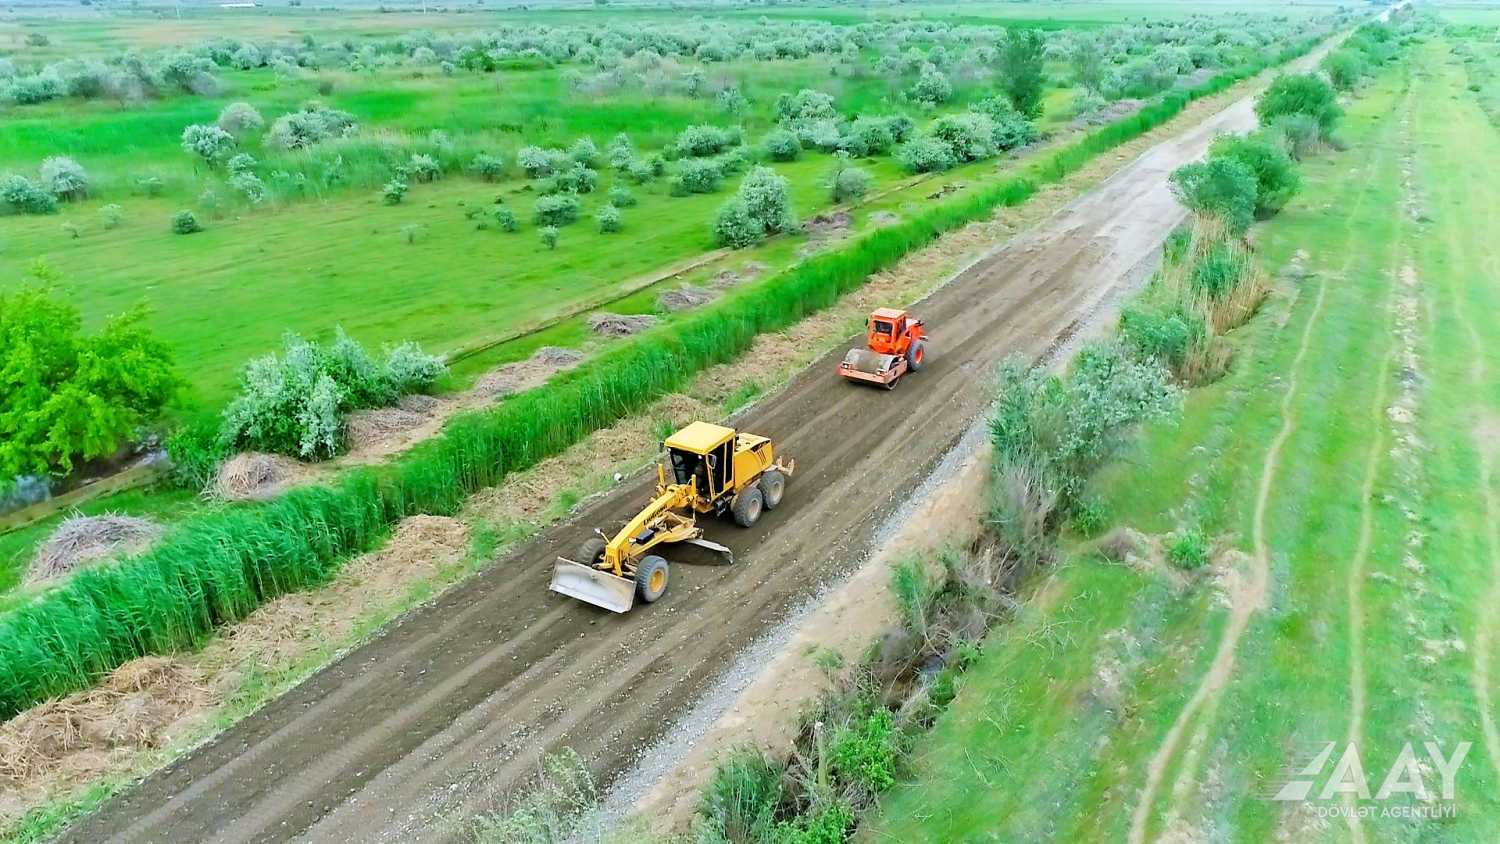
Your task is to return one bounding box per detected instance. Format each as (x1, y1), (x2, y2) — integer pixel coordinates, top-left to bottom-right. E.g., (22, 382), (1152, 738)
(211, 452), (318, 501)
(657, 285), (718, 312)
(1072, 98), (1145, 129)
(869, 211), (901, 227)
(26, 514), (163, 585)
(471, 347), (584, 400)
(589, 313), (659, 337)
(0, 515), (470, 830)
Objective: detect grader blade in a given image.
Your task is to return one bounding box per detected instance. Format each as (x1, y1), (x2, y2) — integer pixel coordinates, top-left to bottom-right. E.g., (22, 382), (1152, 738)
(549, 557), (636, 613)
(685, 536), (735, 564)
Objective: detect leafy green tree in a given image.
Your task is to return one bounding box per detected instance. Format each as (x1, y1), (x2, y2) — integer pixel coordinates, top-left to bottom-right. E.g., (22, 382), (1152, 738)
(1170, 156), (1258, 234)
(1209, 132), (1300, 216)
(1255, 73), (1340, 137)
(0, 286), (179, 476)
(1001, 29), (1047, 118)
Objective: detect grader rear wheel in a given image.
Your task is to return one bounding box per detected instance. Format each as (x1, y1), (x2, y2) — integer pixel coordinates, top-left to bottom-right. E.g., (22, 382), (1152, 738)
(635, 555), (669, 603)
(732, 487), (765, 527)
(759, 470), (786, 510)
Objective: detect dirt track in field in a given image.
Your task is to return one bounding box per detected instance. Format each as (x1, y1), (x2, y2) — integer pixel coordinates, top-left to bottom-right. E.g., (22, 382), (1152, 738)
(59, 83), (1286, 844)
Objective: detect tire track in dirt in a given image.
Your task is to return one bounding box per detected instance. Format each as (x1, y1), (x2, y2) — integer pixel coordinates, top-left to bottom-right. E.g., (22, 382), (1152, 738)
(1129, 135), (1395, 842)
(60, 65), (1332, 844)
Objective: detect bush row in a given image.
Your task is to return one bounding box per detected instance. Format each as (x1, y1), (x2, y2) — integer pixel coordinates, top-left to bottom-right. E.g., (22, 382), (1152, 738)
(0, 33), (1326, 720)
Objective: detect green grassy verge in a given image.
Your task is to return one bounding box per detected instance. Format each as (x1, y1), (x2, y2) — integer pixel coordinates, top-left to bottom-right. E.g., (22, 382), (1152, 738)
(0, 37), (1324, 721)
(867, 32), (1500, 842)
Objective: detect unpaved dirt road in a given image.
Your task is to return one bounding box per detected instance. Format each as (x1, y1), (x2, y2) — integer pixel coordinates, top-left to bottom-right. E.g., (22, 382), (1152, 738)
(61, 84), (1284, 844)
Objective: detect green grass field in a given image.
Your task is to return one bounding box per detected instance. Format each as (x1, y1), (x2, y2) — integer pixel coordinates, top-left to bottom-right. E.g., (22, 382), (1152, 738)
(865, 31), (1500, 842)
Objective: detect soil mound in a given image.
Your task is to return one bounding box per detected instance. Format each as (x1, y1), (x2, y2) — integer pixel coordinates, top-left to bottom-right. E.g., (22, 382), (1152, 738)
(27, 514), (163, 584)
(589, 313), (659, 337)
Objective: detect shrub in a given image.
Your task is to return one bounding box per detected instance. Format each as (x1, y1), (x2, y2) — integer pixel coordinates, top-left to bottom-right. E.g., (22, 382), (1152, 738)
(896, 135), (956, 174)
(714, 166), (794, 248)
(134, 175), (164, 197)
(1209, 132), (1299, 216)
(1321, 49), (1367, 92)
(539, 225), (560, 250)
(0, 286), (179, 476)
(713, 198), (761, 248)
(1119, 304), (1205, 370)
(220, 328), (445, 459)
(841, 116), (896, 157)
(1167, 528), (1210, 570)
(974, 96), (1039, 150)
(606, 133), (634, 170)
(697, 750), (782, 843)
(1001, 29), (1047, 117)
(829, 697), (902, 794)
(776, 88), (837, 121)
(596, 204), (621, 233)
(36, 156), (87, 201)
(763, 128), (801, 162)
(672, 159), (723, 195)
(469, 153), (505, 181)
(534, 194), (580, 226)
(181, 123), (236, 164)
(494, 206), (518, 232)
(171, 209), (203, 234)
(569, 137), (599, 167)
(518, 145), (565, 179)
(544, 164), (598, 195)
(989, 344), (1181, 545)
(230, 170), (267, 204)
(828, 158), (873, 203)
(607, 185), (636, 207)
(673, 124), (741, 158)
(1170, 156), (1257, 235)
(226, 152), (257, 175)
(264, 103), (357, 151)
(1272, 113), (1322, 160)
(99, 203), (123, 229)
(1189, 241), (1251, 298)
(407, 154), (441, 183)
(1255, 73), (1339, 137)
(909, 66), (952, 105)
(217, 101), (264, 136)
(931, 112), (999, 163)
(382, 178), (408, 205)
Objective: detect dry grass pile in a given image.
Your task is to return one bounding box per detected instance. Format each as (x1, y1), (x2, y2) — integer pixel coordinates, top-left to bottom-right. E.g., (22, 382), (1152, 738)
(27, 514), (163, 585)
(588, 313), (659, 337)
(658, 285), (718, 312)
(344, 407), (428, 451)
(0, 656), (206, 805)
(211, 452), (313, 500)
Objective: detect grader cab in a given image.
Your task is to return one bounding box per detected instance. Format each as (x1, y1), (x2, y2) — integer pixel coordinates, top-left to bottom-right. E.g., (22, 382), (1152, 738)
(548, 421), (793, 612)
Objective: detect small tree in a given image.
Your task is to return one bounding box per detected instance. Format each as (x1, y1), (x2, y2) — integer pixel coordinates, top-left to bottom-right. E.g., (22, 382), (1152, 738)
(494, 206), (519, 232)
(713, 198), (761, 248)
(99, 203), (123, 229)
(39, 156), (88, 201)
(827, 155), (872, 203)
(1170, 156), (1258, 235)
(895, 135), (956, 174)
(171, 209), (203, 234)
(1001, 29), (1047, 118)
(0, 286), (180, 477)
(1255, 73), (1340, 138)
(1070, 39), (1105, 95)
(539, 225), (560, 250)
(606, 133), (635, 170)
(569, 137), (600, 167)
(1209, 132), (1300, 216)
(407, 154), (441, 183)
(597, 204), (622, 233)
(181, 123), (236, 165)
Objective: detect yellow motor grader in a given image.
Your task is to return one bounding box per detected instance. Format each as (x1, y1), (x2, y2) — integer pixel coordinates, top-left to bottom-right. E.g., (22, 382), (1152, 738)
(548, 421), (793, 612)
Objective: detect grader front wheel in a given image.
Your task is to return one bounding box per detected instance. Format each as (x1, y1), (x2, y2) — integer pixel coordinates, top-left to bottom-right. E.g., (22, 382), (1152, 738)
(635, 555), (669, 603)
(578, 537), (607, 566)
